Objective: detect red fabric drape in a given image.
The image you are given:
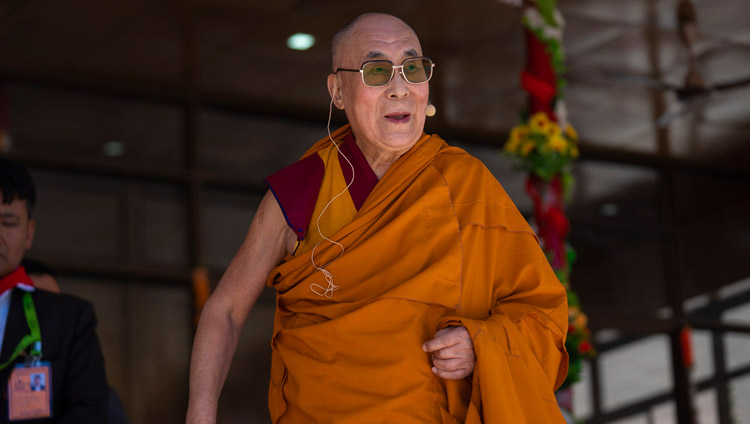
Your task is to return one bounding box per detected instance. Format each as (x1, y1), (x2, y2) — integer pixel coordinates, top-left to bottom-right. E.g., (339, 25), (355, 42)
(523, 27), (557, 120)
(525, 175), (569, 269)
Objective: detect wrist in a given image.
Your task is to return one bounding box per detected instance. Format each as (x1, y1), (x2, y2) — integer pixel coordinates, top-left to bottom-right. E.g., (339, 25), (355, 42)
(186, 403), (217, 424)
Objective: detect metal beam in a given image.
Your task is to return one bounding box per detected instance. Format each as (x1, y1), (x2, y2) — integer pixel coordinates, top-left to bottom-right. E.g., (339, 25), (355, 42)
(3, 66), (749, 183)
(33, 257), (191, 286)
(585, 361), (750, 423)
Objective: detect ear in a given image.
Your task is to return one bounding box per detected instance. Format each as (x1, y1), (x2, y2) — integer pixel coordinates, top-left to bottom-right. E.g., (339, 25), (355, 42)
(327, 74), (345, 110)
(25, 218), (35, 250)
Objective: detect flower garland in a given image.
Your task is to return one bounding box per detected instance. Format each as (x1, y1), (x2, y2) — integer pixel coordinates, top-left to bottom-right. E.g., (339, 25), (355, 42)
(523, 6), (567, 93)
(504, 111), (578, 180)
(501, 0), (594, 391)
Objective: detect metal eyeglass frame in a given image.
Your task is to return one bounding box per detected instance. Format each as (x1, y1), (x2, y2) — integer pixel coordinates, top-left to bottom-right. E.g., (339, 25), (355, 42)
(335, 57), (435, 87)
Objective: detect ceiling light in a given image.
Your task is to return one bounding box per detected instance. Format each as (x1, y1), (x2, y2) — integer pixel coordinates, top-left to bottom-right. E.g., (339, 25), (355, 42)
(287, 33), (315, 51)
(102, 141), (126, 157)
(600, 203), (620, 217)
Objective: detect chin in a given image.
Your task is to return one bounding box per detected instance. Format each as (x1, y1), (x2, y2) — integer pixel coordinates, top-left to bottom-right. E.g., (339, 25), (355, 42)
(382, 132), (421, 151)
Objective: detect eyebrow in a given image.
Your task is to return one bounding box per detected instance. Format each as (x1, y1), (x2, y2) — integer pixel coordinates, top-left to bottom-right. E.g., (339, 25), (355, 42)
(364, 48), (419, 61)
(0, 212), (19, 219)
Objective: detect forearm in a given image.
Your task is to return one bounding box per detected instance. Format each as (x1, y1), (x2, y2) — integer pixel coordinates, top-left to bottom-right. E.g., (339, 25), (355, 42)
(186, 190), (289, 423)
(186, 299), (242, 424)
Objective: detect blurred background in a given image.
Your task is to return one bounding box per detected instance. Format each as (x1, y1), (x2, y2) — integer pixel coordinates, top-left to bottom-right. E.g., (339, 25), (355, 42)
(1, 0), (749, 423)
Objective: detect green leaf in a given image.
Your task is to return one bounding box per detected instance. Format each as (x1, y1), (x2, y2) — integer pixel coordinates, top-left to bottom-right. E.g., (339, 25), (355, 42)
(536, 0), (558, 26)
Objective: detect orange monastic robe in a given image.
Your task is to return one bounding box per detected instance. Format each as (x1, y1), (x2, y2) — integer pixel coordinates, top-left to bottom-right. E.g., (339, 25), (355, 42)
(266, 125), (568, 423)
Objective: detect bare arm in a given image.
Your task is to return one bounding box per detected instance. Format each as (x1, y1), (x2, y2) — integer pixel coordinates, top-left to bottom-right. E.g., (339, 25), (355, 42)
(186, 191), (292, 424)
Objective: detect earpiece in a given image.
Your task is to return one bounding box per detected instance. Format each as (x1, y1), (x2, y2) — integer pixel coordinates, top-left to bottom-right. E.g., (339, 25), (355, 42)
(425, 103), (436, 117)
(308, 96), (354, 298)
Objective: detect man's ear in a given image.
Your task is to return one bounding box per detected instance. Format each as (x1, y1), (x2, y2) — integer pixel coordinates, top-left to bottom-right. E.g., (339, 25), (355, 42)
(327, 74), (345, 110)
(25, 218), (35, 250)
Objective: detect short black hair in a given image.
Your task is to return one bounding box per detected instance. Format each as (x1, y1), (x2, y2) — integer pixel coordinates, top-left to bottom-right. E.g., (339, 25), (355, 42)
(21, 258), (57, 280)
(0, 158), (36, 217)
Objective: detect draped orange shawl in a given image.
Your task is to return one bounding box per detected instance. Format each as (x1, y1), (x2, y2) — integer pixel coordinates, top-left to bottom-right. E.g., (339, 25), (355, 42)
(266, 125), (568, 423)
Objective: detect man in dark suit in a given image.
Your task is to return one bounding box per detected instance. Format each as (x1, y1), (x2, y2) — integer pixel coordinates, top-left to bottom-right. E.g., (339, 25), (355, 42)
(0, 158), (108, 422)
(30, 374), (45, 392)
(22, 258), (130, 424)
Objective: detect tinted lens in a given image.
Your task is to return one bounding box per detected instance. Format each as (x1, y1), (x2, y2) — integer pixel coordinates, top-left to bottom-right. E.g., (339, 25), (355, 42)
(362, 61), (394, 86)
(402, 58), (432, 83)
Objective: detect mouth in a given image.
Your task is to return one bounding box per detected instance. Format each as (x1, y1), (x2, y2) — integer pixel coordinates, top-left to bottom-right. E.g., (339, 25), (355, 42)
(384, 112), (411, 124)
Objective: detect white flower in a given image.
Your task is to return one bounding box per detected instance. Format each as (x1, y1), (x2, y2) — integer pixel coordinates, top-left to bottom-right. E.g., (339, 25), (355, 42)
(555, 101), (569, 131)
(544, 26), (563, 40)
(524, 7), (567, 41)
(554, 9), (565, 28)
(524, 7), (544, 30)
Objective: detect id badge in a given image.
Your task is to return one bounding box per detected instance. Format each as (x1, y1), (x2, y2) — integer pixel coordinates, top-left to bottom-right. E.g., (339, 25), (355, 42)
(8, 362), (52, 421)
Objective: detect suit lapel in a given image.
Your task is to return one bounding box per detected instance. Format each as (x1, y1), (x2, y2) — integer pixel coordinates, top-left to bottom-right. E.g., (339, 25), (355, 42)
(0, 288), (30, 365)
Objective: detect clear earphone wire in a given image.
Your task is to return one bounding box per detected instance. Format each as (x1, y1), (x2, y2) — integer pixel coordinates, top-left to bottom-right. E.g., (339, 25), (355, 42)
(309, 98), (356, 298)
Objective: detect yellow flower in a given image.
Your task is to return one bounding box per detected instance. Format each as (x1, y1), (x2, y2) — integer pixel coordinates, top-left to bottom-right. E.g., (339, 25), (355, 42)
(504, 137), (521, 153)
(570, 146), (579, 158)
(544, 122), (562, 138)
(546, 135), (567, 153)
(513, 125), (530, 141)
(529, 112), (550, 132)
(565, 124), (578, 141)
(520, 140), (536, 156)
(504, 125), (528, 152)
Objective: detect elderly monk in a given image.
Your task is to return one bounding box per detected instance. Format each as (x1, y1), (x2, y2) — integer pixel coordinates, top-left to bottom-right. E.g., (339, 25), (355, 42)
(187, 12), (568, 424)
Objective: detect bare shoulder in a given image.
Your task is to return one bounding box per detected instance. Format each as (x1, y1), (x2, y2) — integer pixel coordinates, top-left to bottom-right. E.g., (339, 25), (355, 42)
(252, 191), (297, 256)
(208, 191), (293, 313)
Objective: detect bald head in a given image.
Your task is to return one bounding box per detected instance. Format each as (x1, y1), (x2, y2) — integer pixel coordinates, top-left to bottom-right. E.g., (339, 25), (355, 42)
(331, 13), (419, 71)
(326, 12), (429, 171)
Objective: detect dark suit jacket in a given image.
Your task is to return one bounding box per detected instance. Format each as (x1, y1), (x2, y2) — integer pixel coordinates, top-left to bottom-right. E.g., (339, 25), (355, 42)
(0, 288), (108, 423)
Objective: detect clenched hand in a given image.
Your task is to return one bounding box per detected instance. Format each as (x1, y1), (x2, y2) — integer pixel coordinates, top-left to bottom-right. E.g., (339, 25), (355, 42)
(422, 326), (476, 380)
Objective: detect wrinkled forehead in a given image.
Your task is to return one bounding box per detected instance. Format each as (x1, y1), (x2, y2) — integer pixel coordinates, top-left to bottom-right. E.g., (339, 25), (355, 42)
(346, 19), (422, 63)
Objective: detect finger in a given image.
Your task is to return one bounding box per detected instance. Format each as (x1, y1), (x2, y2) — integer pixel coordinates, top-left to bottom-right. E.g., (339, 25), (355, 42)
(432, 366), (471, 380)
(433, 327), (454, 338)
(432, 357), (465, 372)
(437, 327), (471, 349)
(431, 343), (472, 359)
(432, 347), (460, 360)
(423, 327), (456, 351)
(422, 336), (456, 353)
(422, 327), (465, 353)
(431, 346), (451, 360)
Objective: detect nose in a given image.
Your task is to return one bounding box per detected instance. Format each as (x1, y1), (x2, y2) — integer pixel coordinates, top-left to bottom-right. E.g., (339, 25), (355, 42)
(386, 68), (410, 99)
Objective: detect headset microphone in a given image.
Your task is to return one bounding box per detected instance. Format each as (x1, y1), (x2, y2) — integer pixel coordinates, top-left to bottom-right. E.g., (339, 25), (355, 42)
(425, 103), (436, 117)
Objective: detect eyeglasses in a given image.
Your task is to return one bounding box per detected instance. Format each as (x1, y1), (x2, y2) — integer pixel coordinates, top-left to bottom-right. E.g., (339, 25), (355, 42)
(336, 57), (435, 87)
